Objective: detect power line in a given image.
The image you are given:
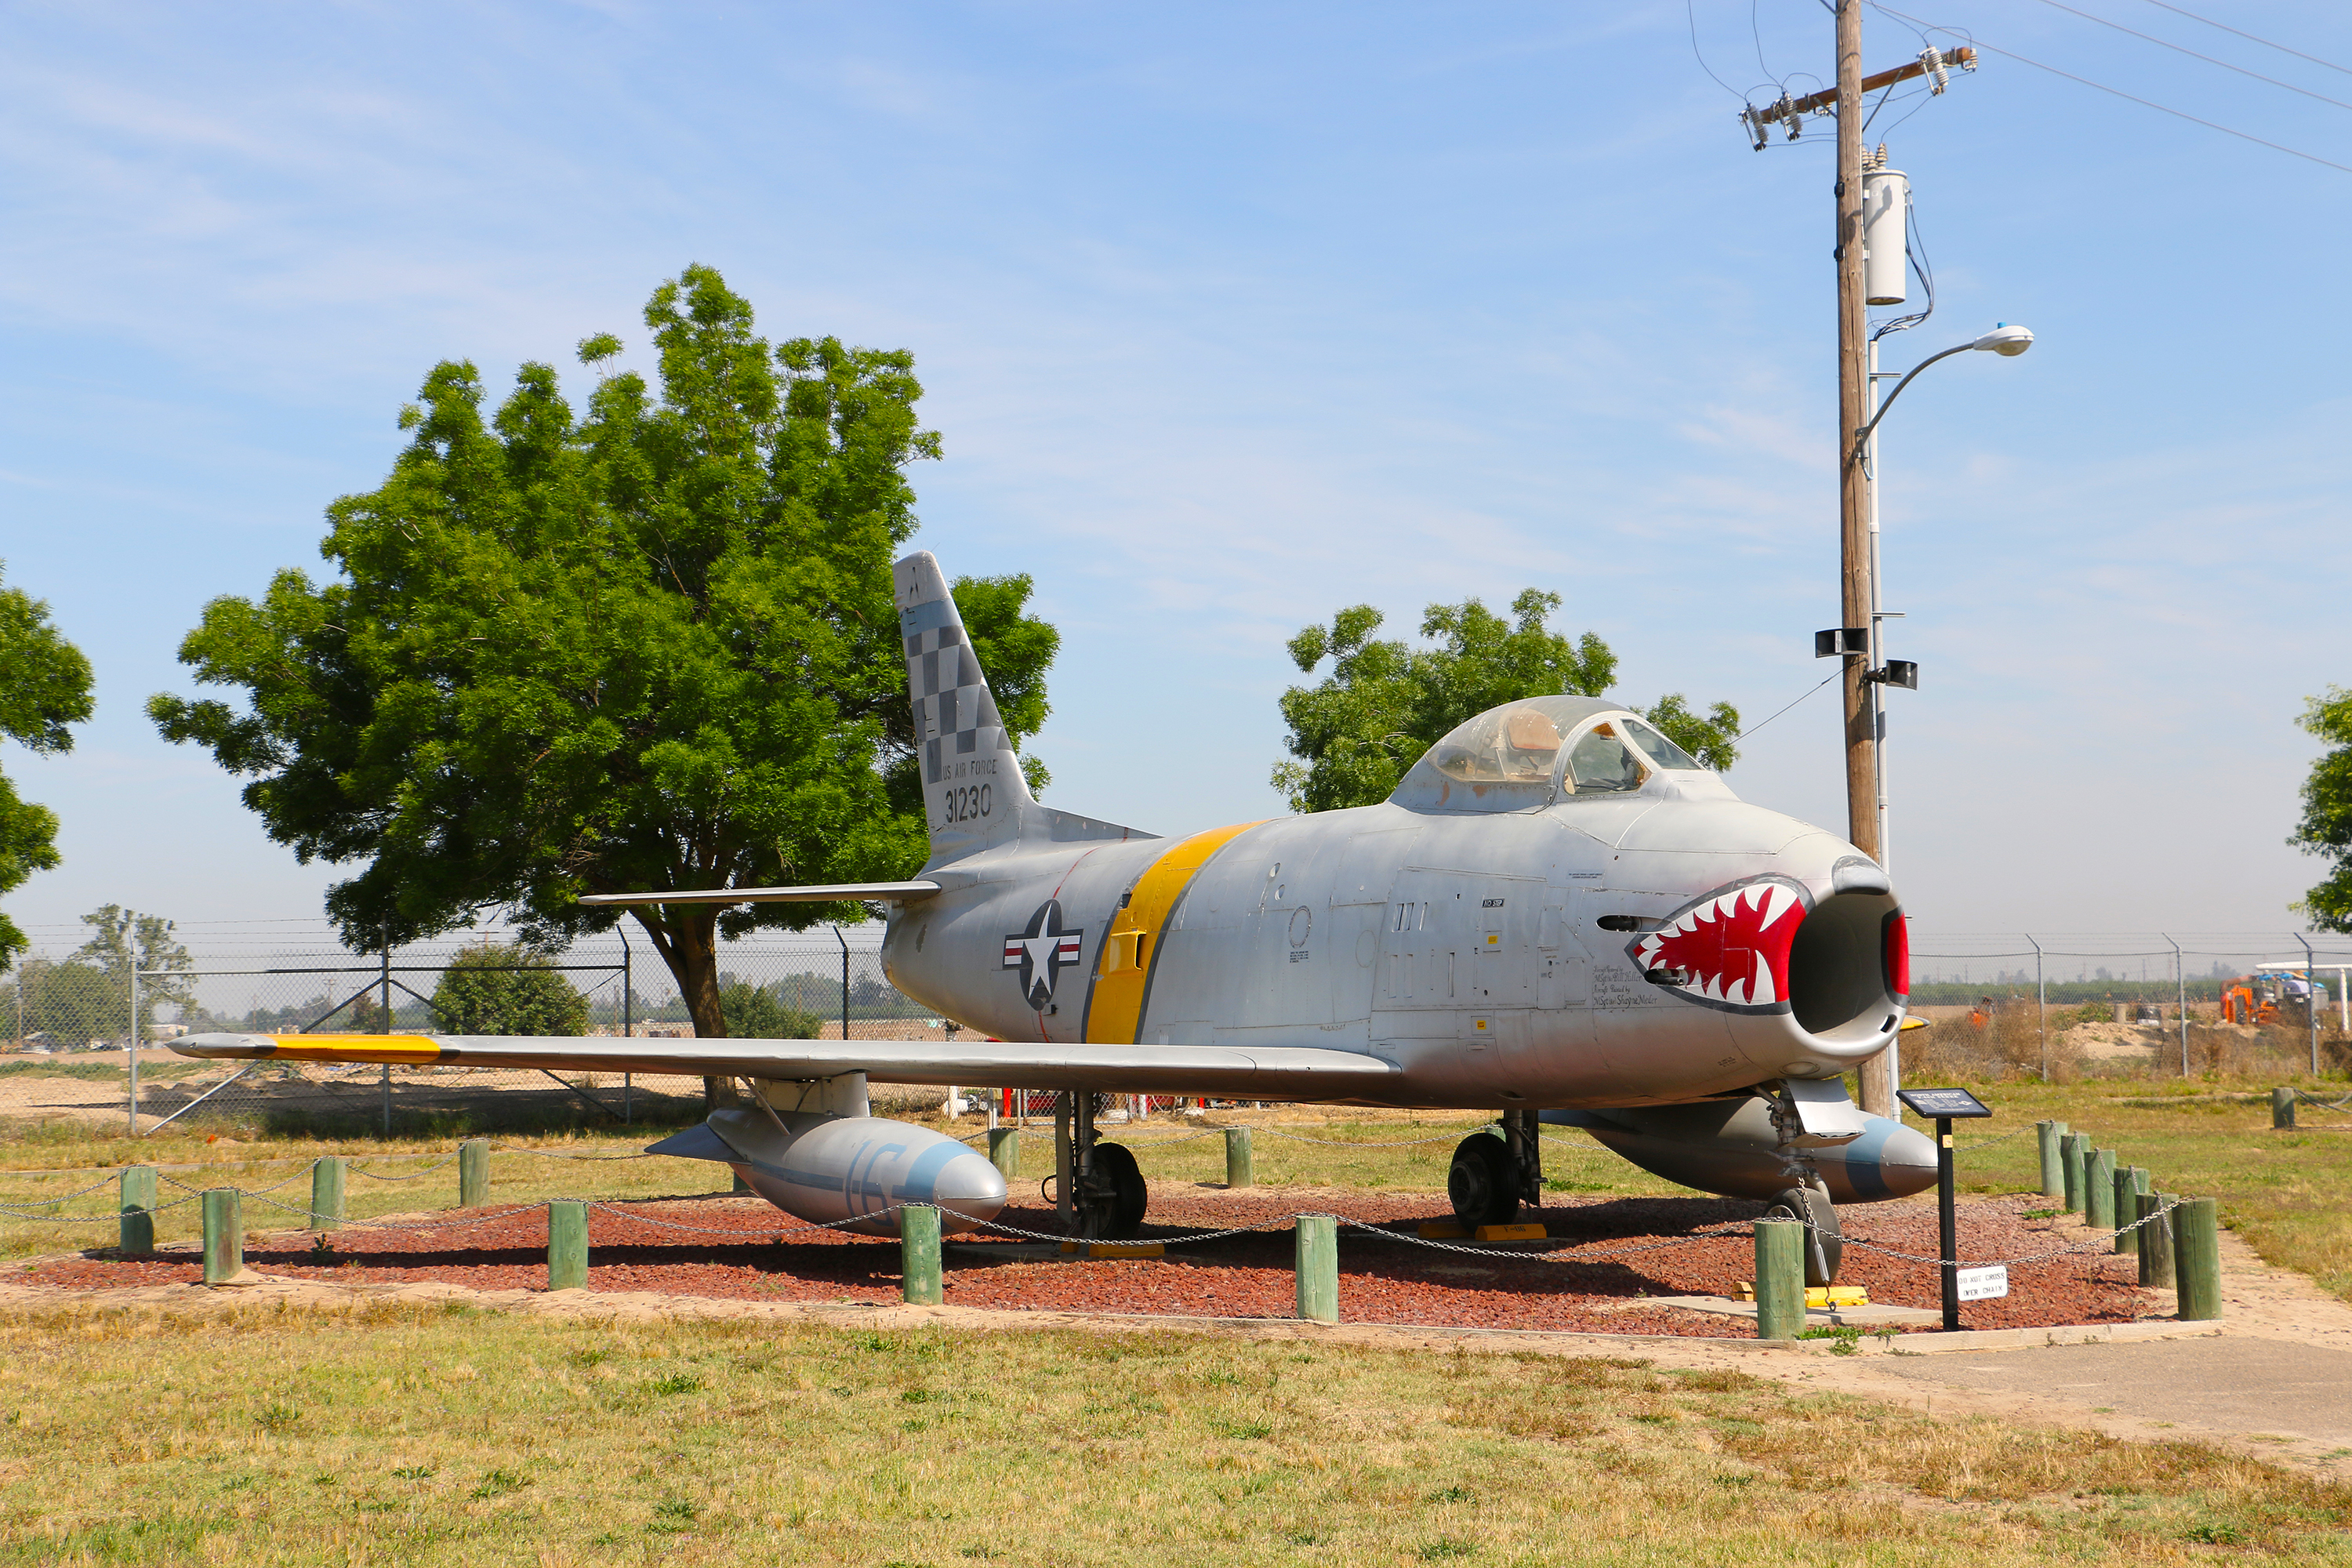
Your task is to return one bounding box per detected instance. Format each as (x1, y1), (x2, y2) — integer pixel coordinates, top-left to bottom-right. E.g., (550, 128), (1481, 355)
(1686, 0), (1748, 100)
(2135, 0), (2352, 80)
(1870, 4), (2352, 176)
(2028, 0), (2352, 114)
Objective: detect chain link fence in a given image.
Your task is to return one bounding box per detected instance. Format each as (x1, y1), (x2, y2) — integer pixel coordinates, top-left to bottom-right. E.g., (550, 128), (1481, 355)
(0, 924), (950, 1138)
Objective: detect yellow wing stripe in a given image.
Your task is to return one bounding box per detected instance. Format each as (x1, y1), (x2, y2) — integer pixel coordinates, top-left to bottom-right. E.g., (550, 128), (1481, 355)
(1083, 820), (1265, 1044)
(260, 1035), (446, 1065)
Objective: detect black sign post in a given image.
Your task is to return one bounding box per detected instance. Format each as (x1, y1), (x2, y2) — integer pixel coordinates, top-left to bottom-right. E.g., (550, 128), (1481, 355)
(1898, 1087), (1994, 1331)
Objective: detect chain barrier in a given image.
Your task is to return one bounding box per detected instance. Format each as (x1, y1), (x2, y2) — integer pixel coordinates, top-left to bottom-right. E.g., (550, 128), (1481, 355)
(0, 1172), (129, 1211)
(1955, 1125), (2038, 1152)
(490, 1145), (655, 1161)
(160, 1162), (321, 1198)
(2294, 1089), (2352, 1112)
(349, 1154), (461, 1181)
(1784, 1196), (2180, 1269)
(2, 1194), (204, 1224)
(1254, 1124), (1500, 1149)
(238, 1192), (551, 1232)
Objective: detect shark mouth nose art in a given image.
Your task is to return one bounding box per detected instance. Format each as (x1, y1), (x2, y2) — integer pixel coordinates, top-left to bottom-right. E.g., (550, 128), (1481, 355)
(1627, 877), (1809, 1014)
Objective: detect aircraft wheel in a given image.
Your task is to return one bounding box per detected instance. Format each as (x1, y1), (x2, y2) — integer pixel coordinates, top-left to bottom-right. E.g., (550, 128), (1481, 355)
(1092, 1142), (1149, 1238)
(1763, 1185), (1843, 1287)
(1447, 1133), (1519, 1229)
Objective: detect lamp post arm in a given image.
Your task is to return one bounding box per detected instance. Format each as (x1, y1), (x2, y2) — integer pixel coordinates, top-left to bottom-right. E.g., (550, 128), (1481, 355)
(1853, 340), (1974, 459)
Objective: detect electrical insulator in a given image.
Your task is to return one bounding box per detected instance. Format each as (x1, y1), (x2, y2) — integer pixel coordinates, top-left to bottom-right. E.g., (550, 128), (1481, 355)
(1861, 165), (1910, 306)
(1922, 45), (1949, 94)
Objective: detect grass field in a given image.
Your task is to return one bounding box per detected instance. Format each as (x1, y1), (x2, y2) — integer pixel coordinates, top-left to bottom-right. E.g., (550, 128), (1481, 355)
(3, 1301), (2347, 1566)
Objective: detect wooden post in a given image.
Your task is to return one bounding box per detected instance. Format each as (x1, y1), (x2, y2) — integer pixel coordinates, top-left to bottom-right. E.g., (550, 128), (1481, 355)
(2085, 1148), (2116, 1229)
(547, 1200), (588, 1290)
(901, 1203), (943, 1306)
(2272, 1087), (2296, 1130)
(1294, 1214), (1338, 1323)
(1754, 1218), (1808, 1340)
(1225, 1127), (1254, 1189)
(457, 1139), (489, 1208)
(2140, 1192), (2176, 1290)
(2036, 1120), (2067, 1197)
(987, 1127), (1020, 1182)
(201, 1189), (243, 1285)
(2114, 1166), (2142, 1254)
(310, 1156), (345, 1232)
(2172, 1196), (2222, 1321)
(118, 1167), (157, 1255)
(2060, 1132), (2087, 1212)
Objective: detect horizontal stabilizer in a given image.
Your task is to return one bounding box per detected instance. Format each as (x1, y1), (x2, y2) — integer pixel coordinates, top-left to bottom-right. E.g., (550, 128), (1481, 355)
(577, 881), (942, 906)
(169, 1032), (1399, 1099)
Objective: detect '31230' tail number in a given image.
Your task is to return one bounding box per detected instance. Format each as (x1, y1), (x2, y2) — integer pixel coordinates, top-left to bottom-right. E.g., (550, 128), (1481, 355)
(944, 783), (993, 824)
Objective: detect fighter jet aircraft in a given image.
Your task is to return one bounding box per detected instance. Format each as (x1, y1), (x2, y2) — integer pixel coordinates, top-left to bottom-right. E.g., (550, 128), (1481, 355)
(176, 550), (1936, 1281)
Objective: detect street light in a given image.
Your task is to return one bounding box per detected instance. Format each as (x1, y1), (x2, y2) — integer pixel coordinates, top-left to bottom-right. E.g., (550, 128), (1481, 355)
(1854, 322), (2034, 866)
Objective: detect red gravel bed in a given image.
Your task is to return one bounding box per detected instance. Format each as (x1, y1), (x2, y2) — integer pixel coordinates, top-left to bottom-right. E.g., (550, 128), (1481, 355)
(23, 1189), (2144, 1335)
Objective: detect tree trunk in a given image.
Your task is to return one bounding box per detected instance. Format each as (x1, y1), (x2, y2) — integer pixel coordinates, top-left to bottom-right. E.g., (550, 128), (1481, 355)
(633, 909), (731, 1116)
(632, 908), (728, 1038)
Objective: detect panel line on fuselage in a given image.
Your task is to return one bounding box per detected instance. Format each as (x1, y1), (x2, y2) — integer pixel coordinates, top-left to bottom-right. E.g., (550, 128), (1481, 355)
(1080, 820), (1267, 1044)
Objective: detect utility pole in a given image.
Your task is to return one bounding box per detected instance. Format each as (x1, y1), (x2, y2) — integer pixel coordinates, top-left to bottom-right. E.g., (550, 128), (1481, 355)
(1835, 0), (1875, 872)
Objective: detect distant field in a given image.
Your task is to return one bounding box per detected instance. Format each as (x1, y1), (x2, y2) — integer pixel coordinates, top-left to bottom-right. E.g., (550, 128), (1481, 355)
(2, 1301), (2343, 1566)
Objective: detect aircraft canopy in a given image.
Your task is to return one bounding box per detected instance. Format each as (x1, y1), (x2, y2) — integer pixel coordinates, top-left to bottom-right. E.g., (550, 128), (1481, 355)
(1388, 694), (1708, 812)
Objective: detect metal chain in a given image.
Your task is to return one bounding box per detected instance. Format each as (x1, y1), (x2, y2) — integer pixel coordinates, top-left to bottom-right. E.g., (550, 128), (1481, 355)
(2, 1194), (204, 1223)
(1955, 1125), (2038, 1151)
(1338, 1217), (1757, 1264)
(489, 1145), (655, 1161)
(2295, 1089), (2352, 1111)
(1254, 1124), (1501, 1149)
(238, 1192), (548, 1232)
(0, 1172), (128, 1210)
(1780, 1196), (2180, 1269)
(585, 1202), (906, 1238)
(348, 1154), (461, 1181)
(160, 1162), (321, 1198)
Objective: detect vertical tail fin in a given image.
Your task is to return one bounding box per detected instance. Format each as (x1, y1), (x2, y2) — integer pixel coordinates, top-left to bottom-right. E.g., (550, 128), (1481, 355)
(895, 552), (1037, 866)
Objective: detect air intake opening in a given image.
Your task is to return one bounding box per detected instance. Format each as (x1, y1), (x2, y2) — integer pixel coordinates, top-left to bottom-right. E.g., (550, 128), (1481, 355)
(1787, 891), (1901, 1044)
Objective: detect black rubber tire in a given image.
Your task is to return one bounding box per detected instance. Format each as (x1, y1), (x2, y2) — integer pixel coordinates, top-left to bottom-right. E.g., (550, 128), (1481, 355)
(1764, 1185), (1843, 1287)
(1091, 1142), (1149, 1239)
(1447, 1133), (1519, 1228)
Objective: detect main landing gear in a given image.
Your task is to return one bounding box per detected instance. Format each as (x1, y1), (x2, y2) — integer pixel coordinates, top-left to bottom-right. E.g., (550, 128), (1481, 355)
(1057, 1091), (1147, 1240)
(1448, 1109), (1544, 1229)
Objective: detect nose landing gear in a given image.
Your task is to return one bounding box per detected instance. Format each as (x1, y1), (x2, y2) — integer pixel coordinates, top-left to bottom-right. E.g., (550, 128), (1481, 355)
(1763, 1183), (1844, 1287)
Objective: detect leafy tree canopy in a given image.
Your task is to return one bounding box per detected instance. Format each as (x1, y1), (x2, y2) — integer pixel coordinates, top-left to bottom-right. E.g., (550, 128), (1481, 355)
(429, 942), (589, 1036)
(2292, 687), (2352, 933)
(1271, 589), (1740, 815)
(718, 980), (820, 1040)
(150, 267), (1056, 1036)
(0, 960), (116, 1048)
(0, 564), (95, 971)
(71, 905), (196, 1025)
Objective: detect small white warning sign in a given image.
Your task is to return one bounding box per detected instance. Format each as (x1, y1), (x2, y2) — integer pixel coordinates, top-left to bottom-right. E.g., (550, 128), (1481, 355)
(1956, 1265), (2009, 1301)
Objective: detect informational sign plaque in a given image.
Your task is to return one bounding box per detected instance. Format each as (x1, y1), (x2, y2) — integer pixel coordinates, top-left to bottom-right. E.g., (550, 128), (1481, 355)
(1897, 1087), (1993, 1120)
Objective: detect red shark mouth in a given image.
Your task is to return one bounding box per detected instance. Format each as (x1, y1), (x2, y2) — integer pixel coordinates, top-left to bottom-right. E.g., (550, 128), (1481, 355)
(1628, 877), (1809, 1013)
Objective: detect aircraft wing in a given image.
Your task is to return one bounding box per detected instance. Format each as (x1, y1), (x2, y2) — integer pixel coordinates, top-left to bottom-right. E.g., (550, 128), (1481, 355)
(169, 1033), (1400, 1099)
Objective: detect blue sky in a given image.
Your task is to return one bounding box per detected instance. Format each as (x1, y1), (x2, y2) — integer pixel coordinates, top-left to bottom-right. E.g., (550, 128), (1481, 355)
(3, 0), (2348, 965)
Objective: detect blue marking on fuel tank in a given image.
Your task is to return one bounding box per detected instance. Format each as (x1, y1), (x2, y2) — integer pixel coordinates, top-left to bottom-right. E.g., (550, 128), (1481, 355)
(1837, 1117), (1897, 1201)
(893, 1138), (966, 1202)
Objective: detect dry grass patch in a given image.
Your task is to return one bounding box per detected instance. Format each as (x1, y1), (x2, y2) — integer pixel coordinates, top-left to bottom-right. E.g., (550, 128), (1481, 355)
(0, 1301), (2343, 1565)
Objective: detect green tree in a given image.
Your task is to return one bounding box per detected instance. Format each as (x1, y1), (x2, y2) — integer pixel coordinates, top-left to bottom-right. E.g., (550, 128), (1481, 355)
(718, 980), (820, 1040)
(148, 266), (1056, 1036)
(2292, 687), (2352, 932)
(0, 564), (95, 971)
(71, 905), (196, 1029)
(429, 943), (590, 1036)
(1270, 590), (1740, 814)
(1, 959), (116, 1048)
